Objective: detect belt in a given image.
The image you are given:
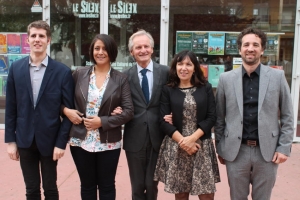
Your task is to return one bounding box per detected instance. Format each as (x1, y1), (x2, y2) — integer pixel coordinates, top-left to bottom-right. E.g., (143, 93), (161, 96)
(241, 139), (259, 146)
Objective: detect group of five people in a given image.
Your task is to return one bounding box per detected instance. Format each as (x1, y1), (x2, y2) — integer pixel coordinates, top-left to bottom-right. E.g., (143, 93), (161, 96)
(5, 20), (294, 200)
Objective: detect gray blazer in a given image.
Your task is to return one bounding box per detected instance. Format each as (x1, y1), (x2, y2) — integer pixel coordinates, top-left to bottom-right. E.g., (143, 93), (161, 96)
(123, 62), (169, 152)
(215, 64), (294, 162)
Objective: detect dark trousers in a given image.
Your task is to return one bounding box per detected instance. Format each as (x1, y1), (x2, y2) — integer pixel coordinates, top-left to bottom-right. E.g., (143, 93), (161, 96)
(18, 141), (58, 200)
(125, 136), (159, 200)
(70, 146), (121, 200)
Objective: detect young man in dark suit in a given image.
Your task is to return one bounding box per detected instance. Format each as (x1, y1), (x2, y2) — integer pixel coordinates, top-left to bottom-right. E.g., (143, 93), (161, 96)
(5, 20), (74, 200)
(123, 30), (169, 200)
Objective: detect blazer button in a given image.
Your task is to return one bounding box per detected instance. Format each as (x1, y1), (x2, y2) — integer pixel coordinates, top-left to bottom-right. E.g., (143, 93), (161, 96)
(238, 137), (241, 140)
(144, 122), (147, 125)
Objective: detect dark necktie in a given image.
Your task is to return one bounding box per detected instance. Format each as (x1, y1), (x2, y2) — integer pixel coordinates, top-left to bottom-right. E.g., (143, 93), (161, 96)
(140, 68), (149, 104)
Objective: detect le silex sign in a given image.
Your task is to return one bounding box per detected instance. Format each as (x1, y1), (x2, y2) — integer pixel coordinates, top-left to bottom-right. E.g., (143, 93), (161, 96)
(72, 0), (99, 18)
(110, 0), (138, 19)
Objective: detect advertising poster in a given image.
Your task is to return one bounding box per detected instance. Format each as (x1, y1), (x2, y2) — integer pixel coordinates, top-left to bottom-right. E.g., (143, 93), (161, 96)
(208, 65), (224, 87)
(7, 33), (21, 54)
(192, 32), (208, 54)
(176, 32), (193, 53)
(21, 34), (30, 54)
(208, 33), (225, 55)
(264, 35), (279, 55)
(0, 33), (7, 54)
(200, 64), (208, 79)
(233, 57), (242, 69)
(225, 33), (239, 55)
(0, 55), (9, 74)
(8, 55), (27, 67)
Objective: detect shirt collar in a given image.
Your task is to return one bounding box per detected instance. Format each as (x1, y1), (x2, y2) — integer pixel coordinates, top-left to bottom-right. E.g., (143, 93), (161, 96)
(137, 60), (153, 72)
(29, 55), (49, 67)
(242, 63), (261, 77)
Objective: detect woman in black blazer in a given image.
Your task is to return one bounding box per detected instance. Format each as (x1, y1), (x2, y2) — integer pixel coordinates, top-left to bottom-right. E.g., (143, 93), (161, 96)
(154, 50), (220, 200)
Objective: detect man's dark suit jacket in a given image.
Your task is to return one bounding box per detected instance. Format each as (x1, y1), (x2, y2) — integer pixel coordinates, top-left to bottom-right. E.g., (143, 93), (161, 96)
(123, 62), (169, 152)
(5, 56), (74, 156)
(159, 83), (216, 140)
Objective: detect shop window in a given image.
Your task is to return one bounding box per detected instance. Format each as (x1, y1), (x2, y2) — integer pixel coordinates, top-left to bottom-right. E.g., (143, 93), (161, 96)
(50, 0), (100, 70)
(108, 0), (161, 72)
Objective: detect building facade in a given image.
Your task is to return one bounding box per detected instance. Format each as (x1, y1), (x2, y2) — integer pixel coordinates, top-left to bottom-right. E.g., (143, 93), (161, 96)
(0, 0), (299, 141)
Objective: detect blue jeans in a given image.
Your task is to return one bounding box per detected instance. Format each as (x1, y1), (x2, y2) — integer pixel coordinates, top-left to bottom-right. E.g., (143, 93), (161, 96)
(70, 146), (121, 200)
(18, 140), (58, 200)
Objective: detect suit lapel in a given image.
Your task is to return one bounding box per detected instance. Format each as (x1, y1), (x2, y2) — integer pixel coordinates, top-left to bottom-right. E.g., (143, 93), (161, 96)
(23, 57), (34, 106)
(101, 69), (118, 107)
(233, 67), (243, 117)
(131, 65), (147, 104)
(150, 63), (160, 105)
(78, 67), (91, 103)
(258, 65), (270, 113)
(36, 57), (53, 105)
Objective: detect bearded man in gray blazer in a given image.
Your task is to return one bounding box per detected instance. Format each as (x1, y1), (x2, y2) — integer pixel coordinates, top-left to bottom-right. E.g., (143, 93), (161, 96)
(123, 30), (169, 200)
(215, 27), (294, 200)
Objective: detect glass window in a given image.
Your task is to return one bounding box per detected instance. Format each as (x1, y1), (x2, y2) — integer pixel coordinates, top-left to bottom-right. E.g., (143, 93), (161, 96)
(169, 0), (296, 87)
(108, 0), (161, 72)
(0, 0), (43, 124)
(50, 0), (101, 70)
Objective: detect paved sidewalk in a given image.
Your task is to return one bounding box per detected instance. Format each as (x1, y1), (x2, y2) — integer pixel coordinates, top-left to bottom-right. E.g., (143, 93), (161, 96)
(1, 130), (300, 200)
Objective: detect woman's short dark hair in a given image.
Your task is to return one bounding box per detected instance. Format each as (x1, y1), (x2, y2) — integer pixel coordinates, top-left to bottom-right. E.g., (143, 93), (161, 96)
(237, 27), (267, 51)
(168, 50), (206, 88)
(89, 34), (118, 64)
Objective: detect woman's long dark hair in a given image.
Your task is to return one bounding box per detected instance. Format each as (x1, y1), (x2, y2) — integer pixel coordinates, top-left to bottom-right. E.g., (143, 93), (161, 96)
(167, 50), (206, 88)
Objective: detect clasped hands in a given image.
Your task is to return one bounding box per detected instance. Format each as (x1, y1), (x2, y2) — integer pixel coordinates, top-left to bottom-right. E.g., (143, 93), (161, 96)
(178, 135), (201, 155)
(63, 107), (123, 131)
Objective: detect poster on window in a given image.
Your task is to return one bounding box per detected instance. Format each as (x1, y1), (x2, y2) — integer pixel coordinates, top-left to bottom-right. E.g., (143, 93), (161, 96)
(0, 33), (7, 54)
(264, 35), (279, 55)
(7, 33), (21, 54)
(7, 55), (27, 67)
(176, 32), (193, 53)
(21, 34), (30, 54)
(192, 32), (209, 54)
(225, 33), (239, 55)
(208, 33), (225, 55)
(0, 55), (9, 74)
(208, 65), (224, 87)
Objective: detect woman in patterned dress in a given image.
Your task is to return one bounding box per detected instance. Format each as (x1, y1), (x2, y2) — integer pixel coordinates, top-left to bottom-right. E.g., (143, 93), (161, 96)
(63, 34), (133, 200)
(154, 50), (220, 200)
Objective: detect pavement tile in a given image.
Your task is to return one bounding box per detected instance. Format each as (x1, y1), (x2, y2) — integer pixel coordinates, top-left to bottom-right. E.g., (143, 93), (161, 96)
(1, 130), (299, 200)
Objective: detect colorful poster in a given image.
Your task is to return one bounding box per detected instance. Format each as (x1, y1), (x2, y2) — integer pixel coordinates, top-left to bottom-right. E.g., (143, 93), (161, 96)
(0, 55), (9, 74)
(208, 65), (224, 87)
(225, 33), (239, 55)
(192, 32), (208, 54)
(264, 35), (279, 55)
(7, 33), (21, 54)
(0, 33), (7, 54)
(21, 33), (30, 54)
(208, 33), (225, 55)
(176, 32), (193, 53)
(8, 55), (27, 67)
(200, 64), (208, 79)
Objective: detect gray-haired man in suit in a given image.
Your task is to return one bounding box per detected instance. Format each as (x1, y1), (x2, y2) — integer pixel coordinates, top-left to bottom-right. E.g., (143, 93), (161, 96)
(215, 27), (294, 200)
(123, 30), (169, 200)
